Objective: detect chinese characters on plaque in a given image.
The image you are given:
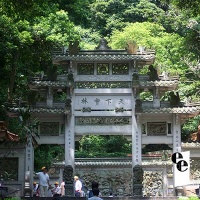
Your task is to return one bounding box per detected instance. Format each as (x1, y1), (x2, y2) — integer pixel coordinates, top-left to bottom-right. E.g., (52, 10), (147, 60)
(75, 96), (132, 109)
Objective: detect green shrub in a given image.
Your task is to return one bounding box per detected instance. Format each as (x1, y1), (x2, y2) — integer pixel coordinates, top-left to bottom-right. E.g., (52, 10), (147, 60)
(179, 196), (199, 200)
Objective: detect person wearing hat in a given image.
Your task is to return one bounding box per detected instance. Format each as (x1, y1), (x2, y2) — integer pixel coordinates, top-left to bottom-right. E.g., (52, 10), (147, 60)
(35, 167), (50, 197)
(51, 182), (61, 197)
(74, 176), (83, 197)
(33, 182), (39, 197)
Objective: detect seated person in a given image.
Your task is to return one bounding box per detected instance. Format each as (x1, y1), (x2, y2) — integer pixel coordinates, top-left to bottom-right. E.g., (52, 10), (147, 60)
(51, 182), (61, 197)
(33, 182), (39, 197)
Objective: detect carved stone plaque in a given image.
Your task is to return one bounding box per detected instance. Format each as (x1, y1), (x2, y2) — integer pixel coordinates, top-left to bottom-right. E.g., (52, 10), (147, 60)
(75, 117), (131, 125)
(75, 95), (132, 110)
(40, 122), (59, 136)
(147, 122), (166, 136)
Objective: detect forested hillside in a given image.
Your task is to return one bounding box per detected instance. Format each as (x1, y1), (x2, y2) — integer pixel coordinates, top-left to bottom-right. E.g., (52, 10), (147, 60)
(0, 0), (199, 168)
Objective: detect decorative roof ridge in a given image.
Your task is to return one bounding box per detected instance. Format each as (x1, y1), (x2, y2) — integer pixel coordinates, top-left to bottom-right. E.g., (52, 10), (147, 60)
(29, 80), (69, 87)
(7, 107), (70, 114)
(52, 54), (155, 62)
(31, 107), (66, 109)
(31, 107), (70, 114)
(0, 121), (19, 142)
(54, 53), (155, 57)
(6, 131), (19, 141)
(149, 80), (179, 83)
(30, 80), (67, 83)
(138, 80), (179, 87)
(181, 142), (200, 147)
(52, 159), (172, 167)
(141, 106), (200, 114)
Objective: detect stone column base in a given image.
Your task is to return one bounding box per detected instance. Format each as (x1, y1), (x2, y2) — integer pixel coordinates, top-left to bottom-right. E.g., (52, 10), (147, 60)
(175, 186), (183, 196)
(63, 165), (74, 196)
(133, 184), (143, 197)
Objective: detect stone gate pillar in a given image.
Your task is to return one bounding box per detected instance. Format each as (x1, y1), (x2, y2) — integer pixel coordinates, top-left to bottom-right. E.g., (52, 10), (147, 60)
(64, 93), (75, 196)
(132, 95), (143, 196)
(63, 165), (74, 196)
(65, 115), (75, 169)
(24, 132), (34, 197)
(133, 165), (144, 197)
(172, 114), (181, 153)
(132, 115), (142, 166)
(172, 114), (183, 195)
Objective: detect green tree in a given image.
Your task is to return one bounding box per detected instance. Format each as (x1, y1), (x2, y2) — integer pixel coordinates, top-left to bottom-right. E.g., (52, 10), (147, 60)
(0, 10), (79, 104)
(110, 22), (189, 75)
(163, 0), (200, 16)
(34, 144), (64, 171)
(89, 0), (168, 36)
(60, 0), (92, 27)
(104, 135), (131, 153)
(76, 135), (131, 157)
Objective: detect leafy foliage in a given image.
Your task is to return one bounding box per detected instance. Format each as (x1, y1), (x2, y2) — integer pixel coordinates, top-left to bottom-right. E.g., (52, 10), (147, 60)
(34, 144), (64, 171)
(179, 196), (199, 200)
(167, 0), (200, 16)
(110, 22), (189, 77)
(76, 135), (131, 157)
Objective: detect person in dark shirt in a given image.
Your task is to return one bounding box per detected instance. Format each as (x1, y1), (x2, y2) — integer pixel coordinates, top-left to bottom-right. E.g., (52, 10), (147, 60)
(88, 188), (103, 200)
(88, 181), (100, 198)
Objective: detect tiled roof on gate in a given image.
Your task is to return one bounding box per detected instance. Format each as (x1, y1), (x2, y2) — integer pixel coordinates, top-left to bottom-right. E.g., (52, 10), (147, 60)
(29, 81), (69, 87)
(181, 142), (200, 148)
(7, 107), (70, 114)
(53, 159), (172, 168)
(31, 107), (70, 114)
(75, 160), (172, 166)
(53, 54), (155, 61)
(139, 80), (179, 87)
(6, 131), (19, 141)
(0, 121), (19, 142)
(141, 106), (200, 114)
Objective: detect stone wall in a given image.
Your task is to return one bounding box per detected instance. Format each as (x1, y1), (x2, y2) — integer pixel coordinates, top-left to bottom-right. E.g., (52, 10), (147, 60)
(51, 156), (200, 197)
(75, 165), (132, 196)
(67, 158), (172, 197)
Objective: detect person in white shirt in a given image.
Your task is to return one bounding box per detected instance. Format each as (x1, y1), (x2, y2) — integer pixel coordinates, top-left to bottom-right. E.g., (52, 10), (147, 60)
(51, 182), (61, 197)
(74, 176), (83, 197)
(35, 167), (50, 197)
(60, 180), (65, 196)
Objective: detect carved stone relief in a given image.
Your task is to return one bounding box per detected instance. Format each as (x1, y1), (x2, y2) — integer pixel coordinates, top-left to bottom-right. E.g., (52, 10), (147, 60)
(190, 158), (200, 180)
(143, 171), (163, 197)
(75, 117), (131, 125)
(73, 165), (167, 197)
(147, 122), (167, 136)
(40, 122), (59, 136)
(76, 82), (131, 89)
(0, 157), (18, 181)
(75, 75), (131, 82)
(75, 168), (132, 196)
